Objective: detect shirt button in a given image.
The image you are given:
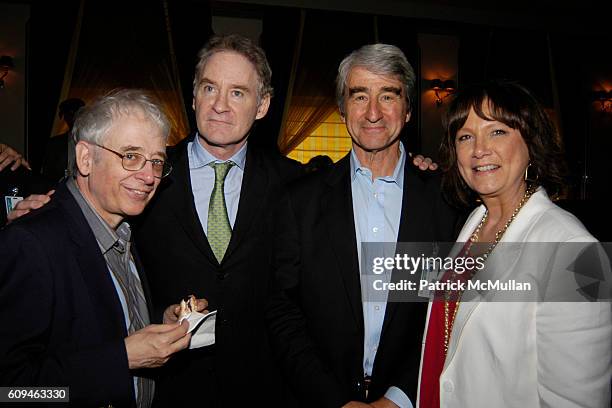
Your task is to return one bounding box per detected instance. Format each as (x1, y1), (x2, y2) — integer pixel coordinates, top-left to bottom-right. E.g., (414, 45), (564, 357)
(374, 305), (380, 311)
(372, 227), (379, 233)
(443, 380), (454, 392)
(374, 193), (378, 198)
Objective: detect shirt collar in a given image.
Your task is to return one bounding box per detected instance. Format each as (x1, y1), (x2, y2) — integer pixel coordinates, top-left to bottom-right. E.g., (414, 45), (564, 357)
(349, 142), (406, 189)
(189, 132), (248, 170)
(66, 177), (129, 254)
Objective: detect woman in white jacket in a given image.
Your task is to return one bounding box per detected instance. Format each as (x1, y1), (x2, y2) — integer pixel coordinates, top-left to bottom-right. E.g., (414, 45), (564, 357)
(418, 80), (611, 408)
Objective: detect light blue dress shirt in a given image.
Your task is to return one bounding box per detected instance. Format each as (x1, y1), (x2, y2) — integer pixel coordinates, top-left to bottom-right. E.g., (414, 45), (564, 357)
(350, 144), (413, 408)
(187, 134), (247, 234)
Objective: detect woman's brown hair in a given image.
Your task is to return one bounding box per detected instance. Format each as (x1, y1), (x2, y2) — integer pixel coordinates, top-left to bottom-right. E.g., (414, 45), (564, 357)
(439, 80), (567, 207)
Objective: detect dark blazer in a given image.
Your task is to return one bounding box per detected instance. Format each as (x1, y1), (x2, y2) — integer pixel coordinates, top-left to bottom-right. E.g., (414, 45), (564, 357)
(266, 150), (459, 407)
(134, 135), (302, 407)
(0, 182), (153, 407)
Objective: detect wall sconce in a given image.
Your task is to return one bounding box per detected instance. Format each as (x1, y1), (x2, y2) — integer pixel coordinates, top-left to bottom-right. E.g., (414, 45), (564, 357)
(0, 56), (15, 89)
(431, 79), (456, 106)
(592, 90), (612, 113)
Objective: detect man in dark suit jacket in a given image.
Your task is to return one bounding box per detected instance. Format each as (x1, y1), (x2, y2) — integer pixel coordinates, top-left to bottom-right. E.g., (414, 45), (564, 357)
(134, 35), (301, 407)
(266, 44), (458, 408)
(0, 90), (191, 408)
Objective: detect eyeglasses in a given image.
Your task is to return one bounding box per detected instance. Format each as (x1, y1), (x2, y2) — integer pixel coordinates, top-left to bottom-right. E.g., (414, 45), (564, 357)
(93, 143), (172, 178)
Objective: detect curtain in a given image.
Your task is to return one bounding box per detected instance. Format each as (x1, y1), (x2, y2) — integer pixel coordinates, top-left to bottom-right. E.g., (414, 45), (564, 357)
(279, 97), (337, 155)
(165, 0), (213, 136)
(56, 0), (189, 145)
(277, 10), (375, 156)
(27, 0), (82, 171)
(49, 0), (85, 138)
(377, 16), (420, 154)
(254, 7), (302, 152)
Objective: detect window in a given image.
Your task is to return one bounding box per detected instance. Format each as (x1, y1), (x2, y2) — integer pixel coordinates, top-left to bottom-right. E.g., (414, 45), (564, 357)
(286, 111), (352, 163)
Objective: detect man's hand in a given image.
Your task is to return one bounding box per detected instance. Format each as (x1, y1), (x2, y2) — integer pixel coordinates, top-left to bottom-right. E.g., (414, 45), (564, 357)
(124, 321), (191, 370)
(163, 297), (209, 324)
(411, 154), (438, 171)
(0, 143), (31, 171)
(7, 190), (55, 224)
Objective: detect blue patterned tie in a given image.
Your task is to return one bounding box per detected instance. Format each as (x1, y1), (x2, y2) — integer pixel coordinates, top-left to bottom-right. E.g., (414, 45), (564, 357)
(207, 162), (235, 263)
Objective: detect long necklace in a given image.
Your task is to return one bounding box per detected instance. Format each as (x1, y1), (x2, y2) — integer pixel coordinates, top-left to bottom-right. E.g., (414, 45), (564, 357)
(443, 185), (537, 355)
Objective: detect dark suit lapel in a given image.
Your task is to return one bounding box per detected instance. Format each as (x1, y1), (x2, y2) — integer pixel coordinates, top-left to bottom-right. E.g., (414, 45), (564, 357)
(396, 165), (432, 243)
(380, 161), (429, 339)
(324, 155), (364, 333)
(57, 186), (128, 338)
(168, 142), (218, 265)
(224, 146), (267, 261)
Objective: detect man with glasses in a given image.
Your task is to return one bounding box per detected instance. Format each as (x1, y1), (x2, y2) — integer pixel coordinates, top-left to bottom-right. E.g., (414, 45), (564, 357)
(0, 89), (191, 408)
(5, 35), (303, 407)
(91, 144), (172, 178)
(5, 36), (438, 407)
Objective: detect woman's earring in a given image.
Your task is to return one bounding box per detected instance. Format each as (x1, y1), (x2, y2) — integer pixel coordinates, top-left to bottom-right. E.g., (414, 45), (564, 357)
(524, 163), (530, 181)
(524, 162), (539, 182)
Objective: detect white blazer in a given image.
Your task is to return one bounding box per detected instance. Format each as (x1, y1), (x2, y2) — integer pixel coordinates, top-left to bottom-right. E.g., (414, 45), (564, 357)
(418, 189), (612, 408)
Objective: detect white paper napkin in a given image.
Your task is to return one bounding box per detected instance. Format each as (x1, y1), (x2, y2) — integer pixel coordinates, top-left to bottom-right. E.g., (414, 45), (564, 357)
(180, 310), (217, 349)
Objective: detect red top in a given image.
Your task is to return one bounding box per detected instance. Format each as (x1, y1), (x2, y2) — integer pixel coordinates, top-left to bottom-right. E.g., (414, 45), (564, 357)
(420, 298), (458, 407)
(420, 241), (475, 408)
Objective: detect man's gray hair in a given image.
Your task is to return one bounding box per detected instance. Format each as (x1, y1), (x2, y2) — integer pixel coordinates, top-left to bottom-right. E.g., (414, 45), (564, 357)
(336, 43), (416, 115)
(70, 89), (170, 175)
(192, 34), (273, 104)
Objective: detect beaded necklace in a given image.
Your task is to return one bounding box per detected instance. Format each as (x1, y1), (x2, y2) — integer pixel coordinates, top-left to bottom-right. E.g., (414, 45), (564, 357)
(443, 185), (537, 355)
